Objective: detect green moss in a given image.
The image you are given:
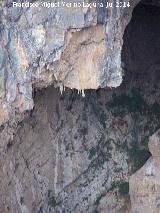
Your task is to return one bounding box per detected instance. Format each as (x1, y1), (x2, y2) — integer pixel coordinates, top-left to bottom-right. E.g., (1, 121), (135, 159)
(88, 147), (96, 159)
(151, 102), (160, 117)
(128, 143), (150, 172)
(114, 167), (123, 173)
(97, 153), (108, 165)
(106, 89), (160, 119)
(48, 190), (56, 208)
(141, 137), (149, 147)
(106, 90), (147, 115)
(48, 196), (56, 208)
(88, 136), (113, 171)
(110, 181), (129, 197)
(92, 209), (99, 213)
(110, 181), (118, 190)
(89, 98), (107, 127)
(118, 182), (129, 196)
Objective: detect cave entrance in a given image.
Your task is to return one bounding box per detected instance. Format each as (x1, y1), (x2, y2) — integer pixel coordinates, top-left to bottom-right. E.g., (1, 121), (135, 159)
(122, 0), (160, 83)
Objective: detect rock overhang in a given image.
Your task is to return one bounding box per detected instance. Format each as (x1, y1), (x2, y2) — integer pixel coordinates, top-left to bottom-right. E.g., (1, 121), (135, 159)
(0, 0), (143, 124)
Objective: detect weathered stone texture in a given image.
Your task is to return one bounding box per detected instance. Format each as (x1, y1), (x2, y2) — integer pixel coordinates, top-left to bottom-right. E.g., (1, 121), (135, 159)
(2, 1), (160, 213)
(0, 0), (140, 124)
(130, 130), (160, 213)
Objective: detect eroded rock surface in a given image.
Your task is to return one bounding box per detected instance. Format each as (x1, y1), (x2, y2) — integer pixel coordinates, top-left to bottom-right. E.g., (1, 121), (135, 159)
(130, 130), (160, 213)
(1, 53), (160, 212)
(1, 0), (160, 213)
(0, 0), (140, 124)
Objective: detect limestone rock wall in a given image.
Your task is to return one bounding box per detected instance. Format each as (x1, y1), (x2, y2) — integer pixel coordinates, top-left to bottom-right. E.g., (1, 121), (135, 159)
(0, 0), (140, 124)
(130, 130), (160, 213)
(1, 54), (160, 212)
(2, 1), (160, 213)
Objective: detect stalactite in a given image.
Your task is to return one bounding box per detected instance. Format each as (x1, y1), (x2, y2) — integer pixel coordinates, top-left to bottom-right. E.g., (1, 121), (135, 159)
(81, 89), (85, 98)
(60, 85), (63, 95)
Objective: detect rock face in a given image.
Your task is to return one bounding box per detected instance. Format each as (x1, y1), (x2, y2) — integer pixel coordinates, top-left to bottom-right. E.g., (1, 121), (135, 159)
(1, 50), (160, 212)
(1, 0), (160, 213)
(130, 130), (160, 213)
(0, 0), (140, 124)
(0, 87), (130, 213)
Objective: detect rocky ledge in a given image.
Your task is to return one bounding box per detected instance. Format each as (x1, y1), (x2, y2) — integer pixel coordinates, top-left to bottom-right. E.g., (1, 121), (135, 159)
(0, 0), (139, 124)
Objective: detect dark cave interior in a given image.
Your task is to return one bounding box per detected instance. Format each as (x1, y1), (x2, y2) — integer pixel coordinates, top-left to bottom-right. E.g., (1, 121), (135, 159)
(122, 0), (160, 82)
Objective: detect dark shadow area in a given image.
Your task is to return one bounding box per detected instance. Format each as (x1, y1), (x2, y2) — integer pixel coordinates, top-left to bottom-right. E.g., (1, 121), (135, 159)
(122, 2), (160, 82)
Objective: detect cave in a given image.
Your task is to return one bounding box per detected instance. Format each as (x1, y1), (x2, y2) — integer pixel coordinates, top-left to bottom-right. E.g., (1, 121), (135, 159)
(122, 0), (160, 84)
(1, 1), (160, 213)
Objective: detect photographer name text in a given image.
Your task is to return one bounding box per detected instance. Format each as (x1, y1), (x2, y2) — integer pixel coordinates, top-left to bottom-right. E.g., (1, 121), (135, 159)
(12, 1), (130, 9)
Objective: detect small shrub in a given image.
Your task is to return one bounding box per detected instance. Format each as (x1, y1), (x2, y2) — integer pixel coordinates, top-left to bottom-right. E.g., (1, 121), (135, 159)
(88, 147), (96, 159)
(128, 143), (151, 172)
(48, 190), (56, 208)
(118, 182), (129, 196)
(141, 137), (149, 147)
(106, 90), (147, 115)
(114, 167), (123, 173)
(48, 196), (56, 208)
(110, 181), (118, 190)
(151, 102), (160, 117)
